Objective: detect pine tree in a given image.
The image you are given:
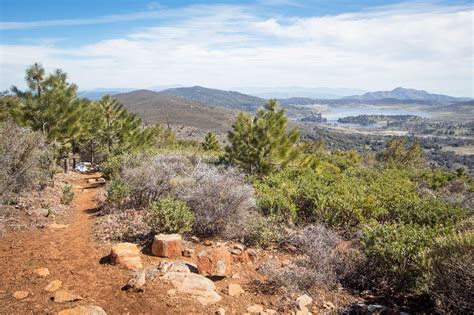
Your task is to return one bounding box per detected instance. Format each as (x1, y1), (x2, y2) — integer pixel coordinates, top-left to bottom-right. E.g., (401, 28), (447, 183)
(96, 95), (153, 155)
(226, 99), (300, 175)
(378, 137), (425, 167)
(202, 132), (221, 151)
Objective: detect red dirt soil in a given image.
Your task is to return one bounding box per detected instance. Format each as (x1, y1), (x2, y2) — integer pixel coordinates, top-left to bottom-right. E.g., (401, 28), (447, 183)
(0, 173), (354, 314)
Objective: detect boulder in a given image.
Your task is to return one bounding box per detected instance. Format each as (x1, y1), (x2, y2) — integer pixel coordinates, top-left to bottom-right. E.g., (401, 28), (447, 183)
(197, 246), (232, 277)
(58, 305), (107, 315)
(34, 267), (50, 277)
(13, 291), (29, 299)
(109, 243), (142, 270)
(151, 234), (182, 258)
(216, 307), (226, 315)
(226, 283), (244, 297)
(161, 272), (221, 305)
(44, 280), (62, 292)
(52, 290), (83, 303)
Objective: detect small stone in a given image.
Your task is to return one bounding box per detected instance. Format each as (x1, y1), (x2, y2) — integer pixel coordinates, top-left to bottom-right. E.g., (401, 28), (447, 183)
(13, 291), (29, 299)
(227, 283), (244, 297)
(167, 289), (177, 296)
(44, 280), (62, 292)
(231, 273), (241, 279)
(247, 305), (264, 313)
(203, 240), (213, 246)
(264, 309), (278, 315)
(52, 290), (83, 303)
(281, 259), (291, 267)
(48, 223), (69, 229)
(109, 243), (142, 270)
(216, 307), (226, 315)
(58, 305), (107, 315)
(322, 301), (335, 309)
(183, 248), (194, 257)
(231, 248), (242, 255)
(34, 267), (50, 277)
(151, 234), (182, 258)
(233, 244), (245, 251)
(296, 294), (313, 310)
(190, 236), (200, 243)
(232, 251), (251, 264)
(246, 249), (258, 262)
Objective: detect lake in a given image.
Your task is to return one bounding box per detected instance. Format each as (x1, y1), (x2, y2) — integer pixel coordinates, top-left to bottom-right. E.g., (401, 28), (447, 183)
(305, 104), (431, 128)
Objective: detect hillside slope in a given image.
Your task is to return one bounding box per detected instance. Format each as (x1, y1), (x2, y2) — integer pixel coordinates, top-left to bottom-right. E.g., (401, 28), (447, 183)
(161, 86), (266, 112)
(114, 90), (236, 133)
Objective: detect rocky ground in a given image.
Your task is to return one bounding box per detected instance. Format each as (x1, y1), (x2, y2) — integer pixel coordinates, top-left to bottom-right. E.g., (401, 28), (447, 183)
(0, 173), (358, 314)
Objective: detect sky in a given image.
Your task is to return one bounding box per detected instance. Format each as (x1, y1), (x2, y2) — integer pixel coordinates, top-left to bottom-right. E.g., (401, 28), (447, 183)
(0, 0), (473, 97)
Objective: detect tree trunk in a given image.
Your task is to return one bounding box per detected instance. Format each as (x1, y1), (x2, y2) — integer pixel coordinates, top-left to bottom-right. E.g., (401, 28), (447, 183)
(63, 158), (68, 173)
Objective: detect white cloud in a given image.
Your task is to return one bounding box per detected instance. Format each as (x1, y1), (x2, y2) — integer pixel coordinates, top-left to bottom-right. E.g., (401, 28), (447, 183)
(0, 2), (472, 96)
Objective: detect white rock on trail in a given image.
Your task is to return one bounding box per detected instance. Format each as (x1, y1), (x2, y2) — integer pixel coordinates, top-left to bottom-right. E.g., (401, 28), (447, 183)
(160, 272), (222, 305)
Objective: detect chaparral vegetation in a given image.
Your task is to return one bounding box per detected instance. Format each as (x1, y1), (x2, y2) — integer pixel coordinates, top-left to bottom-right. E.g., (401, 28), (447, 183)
(1, 64), (472, 313)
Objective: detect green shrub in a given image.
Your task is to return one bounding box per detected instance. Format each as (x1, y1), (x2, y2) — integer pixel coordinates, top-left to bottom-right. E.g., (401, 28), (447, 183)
(426, 220), (474, 313)
(146, 197), (194, 234)
(106, 180), (130, 205)
(254, 169), (299, 220)
(100, 154), (126, 180)
(254, 167), (468, 232)
(60, 184), (74, 205)
(361, 222), (441, 294)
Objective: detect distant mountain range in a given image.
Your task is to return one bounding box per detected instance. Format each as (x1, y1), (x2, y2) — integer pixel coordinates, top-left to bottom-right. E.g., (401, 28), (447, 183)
(79, 86), (470, 112)
(343, 87), (467, 103)
(233, 86), (366, 99)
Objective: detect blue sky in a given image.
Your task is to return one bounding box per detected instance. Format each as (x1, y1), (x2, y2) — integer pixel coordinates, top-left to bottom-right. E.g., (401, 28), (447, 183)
(1, 0), (473, 96)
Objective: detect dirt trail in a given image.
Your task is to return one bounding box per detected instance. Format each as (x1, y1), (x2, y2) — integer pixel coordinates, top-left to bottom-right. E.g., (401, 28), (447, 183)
(0, 173), (203, 314)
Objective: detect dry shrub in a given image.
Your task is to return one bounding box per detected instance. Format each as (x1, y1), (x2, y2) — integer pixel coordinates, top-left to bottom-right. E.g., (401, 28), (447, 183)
(260, 225), (365, 291)
(118, 152), (256, 238)
(0, 122), (49, 202)
(120, 153), (204, 207)
(224, 211), (285, 247)
(94, 209), (151, 243)
(178, 164), (255, 236)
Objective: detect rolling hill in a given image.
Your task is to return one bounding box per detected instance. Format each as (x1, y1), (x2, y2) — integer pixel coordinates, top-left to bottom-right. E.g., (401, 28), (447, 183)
(113, 90), (236, 133)
(161, 86), (266, 112)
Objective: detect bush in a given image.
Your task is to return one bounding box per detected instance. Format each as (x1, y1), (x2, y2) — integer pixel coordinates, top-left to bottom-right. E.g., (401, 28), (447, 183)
(60, 184), (74, 205)
(260, 224), (365, 291)
(146, 197), (194, 234)
(0, 122), (49, 201)
(120, 153), (198, 208)
(361, 222), (441, 294)
(106, 180), (130, 205)
(427, 222), (474, 313)
(179, 164), (255, 236)
(100, 154), (127, 180)
(116, 153), (256, 237)
(254, 167), (468, 232)
(224, 212), (285, 248)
